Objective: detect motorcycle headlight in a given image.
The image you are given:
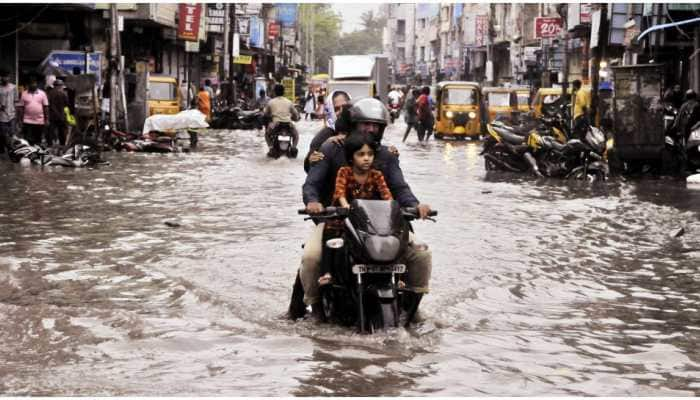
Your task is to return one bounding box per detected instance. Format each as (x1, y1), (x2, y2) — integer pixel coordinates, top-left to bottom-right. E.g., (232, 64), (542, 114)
(468, 111), (476, 119)
(445, 111), (454, 119)
(325, 238), (344, 249)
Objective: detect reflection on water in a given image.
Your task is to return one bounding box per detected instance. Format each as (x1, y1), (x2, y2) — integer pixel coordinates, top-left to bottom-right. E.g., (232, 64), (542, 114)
(0, 120), (699, 395)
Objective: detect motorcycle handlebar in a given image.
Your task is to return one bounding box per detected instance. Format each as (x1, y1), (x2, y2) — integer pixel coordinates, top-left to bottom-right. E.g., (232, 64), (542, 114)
(299, 207), (438, 218)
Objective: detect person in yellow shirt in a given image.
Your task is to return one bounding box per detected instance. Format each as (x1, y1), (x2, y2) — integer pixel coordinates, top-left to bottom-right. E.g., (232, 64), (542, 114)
(572, 79), (591, 138)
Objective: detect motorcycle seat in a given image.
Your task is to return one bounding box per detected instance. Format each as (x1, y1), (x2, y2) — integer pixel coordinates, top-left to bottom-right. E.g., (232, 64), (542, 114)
(239, 110), (260, 117)
(494, 126), (526, 145)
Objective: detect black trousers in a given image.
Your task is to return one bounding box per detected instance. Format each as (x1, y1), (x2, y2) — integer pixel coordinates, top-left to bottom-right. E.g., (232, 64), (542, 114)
(22, 123), (45, 146)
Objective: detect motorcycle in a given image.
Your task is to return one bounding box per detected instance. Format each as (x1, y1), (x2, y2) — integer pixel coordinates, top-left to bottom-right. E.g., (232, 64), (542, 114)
(296, 200), (437, 333)
(684, 121), (700, 172)
(9, 137), (102, 167)
(388, 102), (401, 124)
(482, 119), (608, 181)
(111, 129), (194, 153)
(211, 106), (264, 130)
(267, 122), (298, 159)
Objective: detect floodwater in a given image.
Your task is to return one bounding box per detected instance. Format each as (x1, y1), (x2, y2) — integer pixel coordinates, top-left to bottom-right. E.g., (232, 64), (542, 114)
(1, 119), (699, 396)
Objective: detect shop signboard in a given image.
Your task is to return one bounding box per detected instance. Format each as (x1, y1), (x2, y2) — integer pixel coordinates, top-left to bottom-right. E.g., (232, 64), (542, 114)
(178, 4), (203, 41)
(238, 17), (250, 35)
(282, 77), (295, 103)
(268, 22), (280, 40)
(249, 16), (264, 48)
(206, 4), (226, 33)
(535, 17), (563, 39)
(42, 51), (102, 83)
(234, 55), (252, 64)
(475, 15), (488, 46)
(275, 4), (297, 27)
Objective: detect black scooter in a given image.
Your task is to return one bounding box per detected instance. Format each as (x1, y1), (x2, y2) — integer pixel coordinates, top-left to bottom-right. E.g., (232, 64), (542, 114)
(294, 200), (437, 333)
(267, 122), (298, 158)
(211, 107), (264, 130)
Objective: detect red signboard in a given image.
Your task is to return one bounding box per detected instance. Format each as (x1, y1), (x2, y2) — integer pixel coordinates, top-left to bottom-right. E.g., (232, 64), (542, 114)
(268, 22), (280, 40)
(178, 4), (203, 41)
(535, 17), (563, 38)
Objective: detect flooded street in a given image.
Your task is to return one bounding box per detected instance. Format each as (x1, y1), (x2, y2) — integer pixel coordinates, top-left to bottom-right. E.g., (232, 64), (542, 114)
(1, 119), (700, 395)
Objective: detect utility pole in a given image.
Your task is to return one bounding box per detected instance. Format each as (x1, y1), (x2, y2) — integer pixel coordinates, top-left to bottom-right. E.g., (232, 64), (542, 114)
(231, 3), (237, 104)
(109, 4), (119, 130)
(223, 3), (230, 82)
(590, 4), (607, 127)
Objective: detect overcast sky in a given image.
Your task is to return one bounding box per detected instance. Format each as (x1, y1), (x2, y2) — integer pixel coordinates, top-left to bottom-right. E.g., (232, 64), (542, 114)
(331, 3), (381, 34)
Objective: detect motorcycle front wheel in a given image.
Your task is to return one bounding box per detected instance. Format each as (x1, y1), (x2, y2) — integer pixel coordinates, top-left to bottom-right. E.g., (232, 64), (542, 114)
(567, 166), (606, 182)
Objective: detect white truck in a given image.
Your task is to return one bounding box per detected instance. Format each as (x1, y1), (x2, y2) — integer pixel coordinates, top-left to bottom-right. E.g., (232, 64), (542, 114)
(327, 55), (389, 103)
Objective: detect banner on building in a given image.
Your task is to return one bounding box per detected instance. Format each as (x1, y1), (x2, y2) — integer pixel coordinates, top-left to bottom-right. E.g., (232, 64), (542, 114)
(249, 16), (264, 48)
(475, 15), (488, 46)
(453, 4), (463, 25)
(234, 55), (252, 64)
(282, 77), (295, 103)
(206, 4), (226, 33)
(238, 17), (250, 35)
(534, 17), (563, 39)
(416, 4), (439, 19)
(185, 41), (200, 52)
(233, 33), (240, 57)
(268, 22), (280, 40)
(275, 4), (297, 27)
(178, 4), (203, 41)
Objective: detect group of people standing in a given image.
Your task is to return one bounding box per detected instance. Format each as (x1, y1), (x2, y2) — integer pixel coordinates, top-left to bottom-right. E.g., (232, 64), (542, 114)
(400, 86), (436, 143)
(302, 87), (328, 121)
(0, 70), (79, 156)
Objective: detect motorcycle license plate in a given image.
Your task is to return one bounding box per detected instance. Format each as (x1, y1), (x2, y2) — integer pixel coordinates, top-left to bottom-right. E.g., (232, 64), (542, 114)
(278, 135), (291, 142)
(352, 264), (406, 274)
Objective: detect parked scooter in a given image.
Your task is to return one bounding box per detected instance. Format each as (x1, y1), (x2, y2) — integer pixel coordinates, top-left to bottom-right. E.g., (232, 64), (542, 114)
(211, 106), (264, 130)
(294, 200), (437, 333)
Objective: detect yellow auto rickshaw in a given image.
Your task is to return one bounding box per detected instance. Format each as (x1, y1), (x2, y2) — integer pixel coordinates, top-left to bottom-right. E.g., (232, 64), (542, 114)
(434, 81), (482, 139)
(531, 87), (572, 119)
(482, 87), (518, 124)
(147, 75), (183, 116)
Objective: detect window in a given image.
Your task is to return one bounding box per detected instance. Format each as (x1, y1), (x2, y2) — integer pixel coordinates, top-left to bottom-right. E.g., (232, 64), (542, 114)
(397, 19), (406, 36)
(517, 93), (530, 107)
(487, 92), (511, 107)
(443, 88), (477, 105)
(150, 81), (177, 101)
(397, 47), (405, 61)
(420, 18), (426, 29)
(420, 47), (425, 62)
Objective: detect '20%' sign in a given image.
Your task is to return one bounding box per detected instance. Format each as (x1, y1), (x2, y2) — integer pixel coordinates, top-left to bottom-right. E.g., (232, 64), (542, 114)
(535, 17), (563, 38)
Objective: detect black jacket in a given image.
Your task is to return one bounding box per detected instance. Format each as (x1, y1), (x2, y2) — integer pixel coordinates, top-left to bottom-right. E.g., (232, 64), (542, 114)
(302, 140), (419, 207)
(303, 127), (336, 173)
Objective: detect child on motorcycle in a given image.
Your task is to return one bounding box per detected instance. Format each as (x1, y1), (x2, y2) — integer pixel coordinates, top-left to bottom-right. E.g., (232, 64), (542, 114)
(318, 132), (394, 286)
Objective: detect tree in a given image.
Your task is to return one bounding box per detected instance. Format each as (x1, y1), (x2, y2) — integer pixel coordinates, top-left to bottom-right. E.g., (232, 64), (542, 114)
(299, 4), (342, 74)
(336, 10), (386, 55)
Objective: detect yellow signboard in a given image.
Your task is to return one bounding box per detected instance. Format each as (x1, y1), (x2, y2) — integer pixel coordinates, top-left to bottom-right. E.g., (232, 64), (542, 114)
(282, 77), (295, 103)
(233, 55), (252, 65)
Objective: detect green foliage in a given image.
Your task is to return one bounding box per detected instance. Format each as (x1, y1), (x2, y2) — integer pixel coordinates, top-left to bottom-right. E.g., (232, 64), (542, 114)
(299, 4), (342, 74)
(337, 10), (386, 56)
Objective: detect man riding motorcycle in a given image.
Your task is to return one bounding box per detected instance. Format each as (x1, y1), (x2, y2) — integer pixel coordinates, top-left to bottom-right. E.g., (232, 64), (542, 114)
(263, 83), (300, 157)
(296, 97), (433, 319)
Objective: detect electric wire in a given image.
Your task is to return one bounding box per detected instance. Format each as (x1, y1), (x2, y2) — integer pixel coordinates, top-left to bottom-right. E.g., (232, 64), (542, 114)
(0, 5), (49, 39)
